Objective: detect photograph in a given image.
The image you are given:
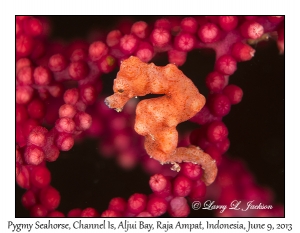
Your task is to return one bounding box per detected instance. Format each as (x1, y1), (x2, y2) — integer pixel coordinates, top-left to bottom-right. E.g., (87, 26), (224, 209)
(15, 16), (284, 220)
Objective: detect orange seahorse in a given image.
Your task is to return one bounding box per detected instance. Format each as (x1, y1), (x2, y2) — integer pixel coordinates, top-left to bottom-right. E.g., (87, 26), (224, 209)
(105, 56), (217, 186)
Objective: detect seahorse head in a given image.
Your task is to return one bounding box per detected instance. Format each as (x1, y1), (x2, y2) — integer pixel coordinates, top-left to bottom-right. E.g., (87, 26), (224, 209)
(115, 56), (149, 97)
(105, 56), (150, 111)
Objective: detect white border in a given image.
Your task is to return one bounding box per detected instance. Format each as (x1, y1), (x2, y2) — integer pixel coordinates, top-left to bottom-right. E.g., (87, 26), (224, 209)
(1, 0), (298, 232)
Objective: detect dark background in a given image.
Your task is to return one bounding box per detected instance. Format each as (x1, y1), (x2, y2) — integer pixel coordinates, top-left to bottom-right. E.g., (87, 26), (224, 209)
(16, 16), (284, 217)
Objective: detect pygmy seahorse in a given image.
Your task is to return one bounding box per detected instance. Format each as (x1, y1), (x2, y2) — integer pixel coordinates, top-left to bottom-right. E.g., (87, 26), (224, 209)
(105, 56), (217, 185)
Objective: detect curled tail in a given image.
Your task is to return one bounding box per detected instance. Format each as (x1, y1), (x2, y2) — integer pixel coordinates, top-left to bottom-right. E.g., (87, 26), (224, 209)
(166, 146), (218, 186)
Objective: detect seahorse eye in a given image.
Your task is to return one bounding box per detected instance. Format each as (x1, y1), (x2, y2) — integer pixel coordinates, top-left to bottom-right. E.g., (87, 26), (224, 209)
(118, 89), (124, 93)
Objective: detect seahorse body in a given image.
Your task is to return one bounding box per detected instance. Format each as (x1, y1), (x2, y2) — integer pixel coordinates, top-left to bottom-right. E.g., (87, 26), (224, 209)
(105, 56), (217, 185)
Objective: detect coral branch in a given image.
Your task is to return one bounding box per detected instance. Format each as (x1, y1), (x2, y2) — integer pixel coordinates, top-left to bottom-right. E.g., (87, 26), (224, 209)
(105, 56), (217, 185)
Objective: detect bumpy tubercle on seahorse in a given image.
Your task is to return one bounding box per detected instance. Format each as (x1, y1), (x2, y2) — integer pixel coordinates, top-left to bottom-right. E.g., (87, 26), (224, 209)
(105, 56), (217, 186)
